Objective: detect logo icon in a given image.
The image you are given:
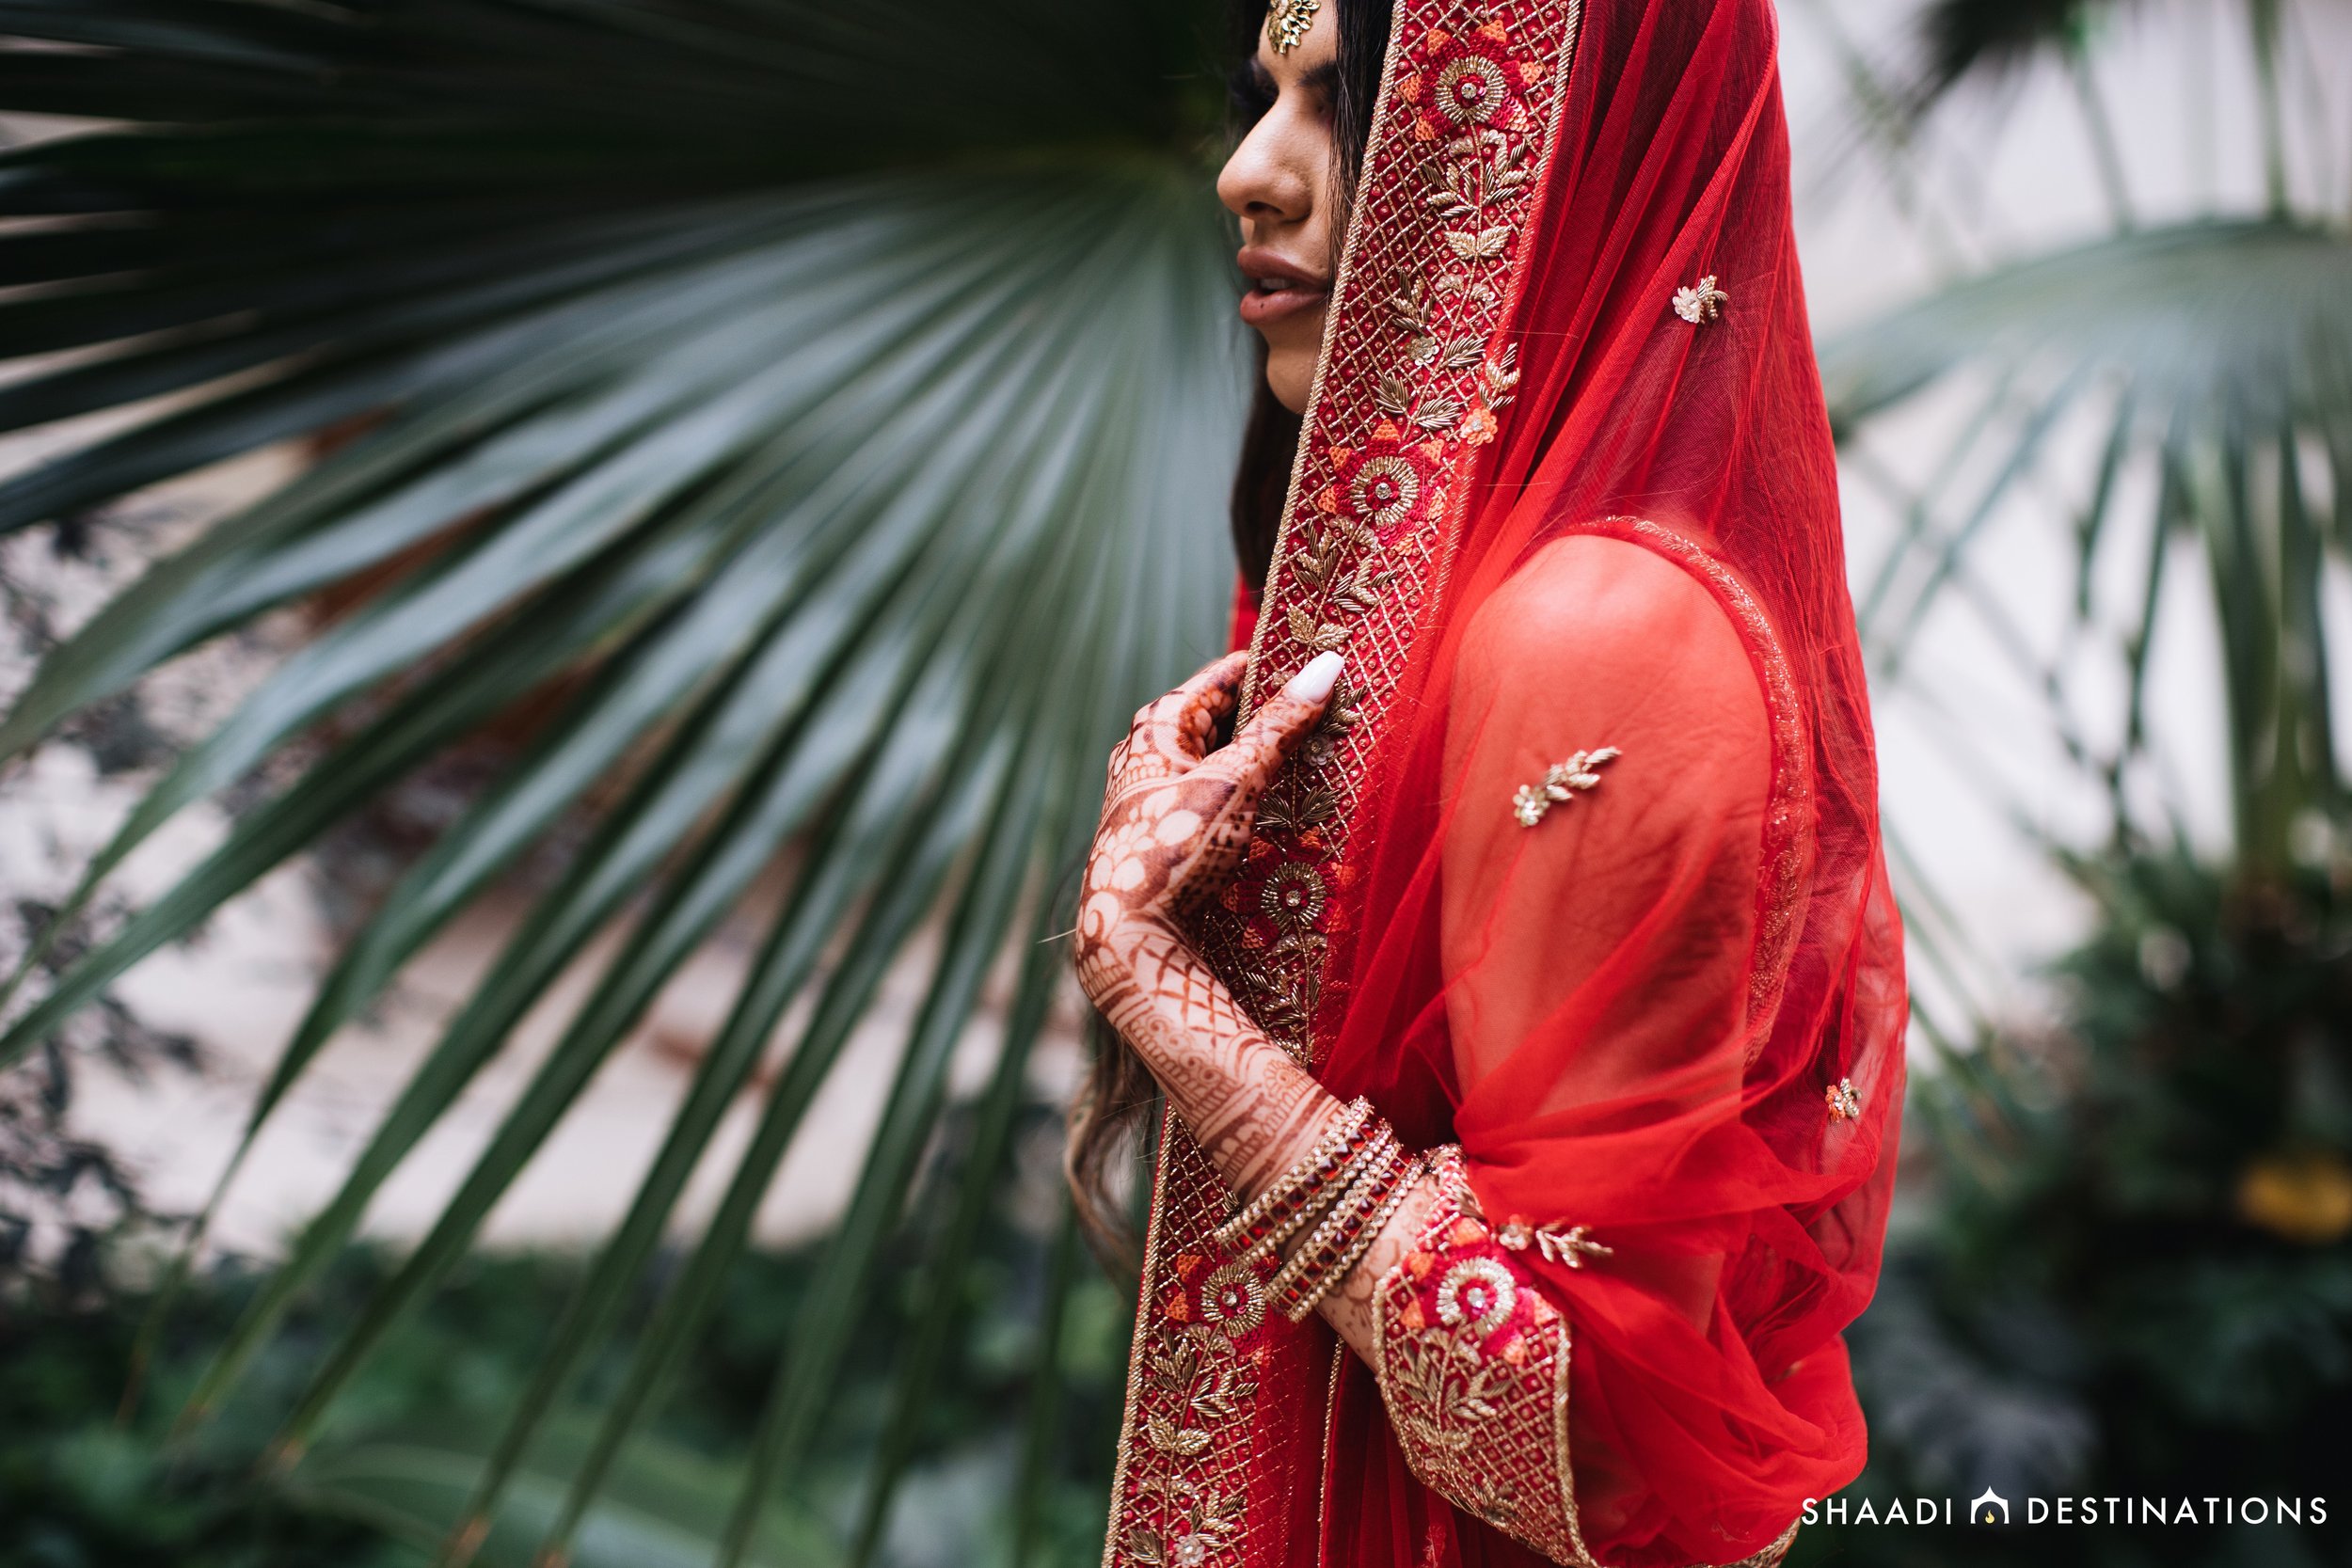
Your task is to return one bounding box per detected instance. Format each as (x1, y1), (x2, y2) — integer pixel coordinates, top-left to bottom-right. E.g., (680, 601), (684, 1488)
(1969, 1488), (2010, 1525)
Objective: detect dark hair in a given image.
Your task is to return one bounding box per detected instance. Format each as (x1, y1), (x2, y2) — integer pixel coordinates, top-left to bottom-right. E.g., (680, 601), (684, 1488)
(1065, 0), (1395, 1269)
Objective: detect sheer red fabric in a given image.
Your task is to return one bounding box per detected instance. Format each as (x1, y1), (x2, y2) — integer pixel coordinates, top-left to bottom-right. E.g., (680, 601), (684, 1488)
(1296, 0), (1906, 1563)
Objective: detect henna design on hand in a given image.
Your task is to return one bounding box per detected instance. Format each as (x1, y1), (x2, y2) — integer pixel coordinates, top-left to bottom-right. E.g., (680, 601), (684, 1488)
(1074, 652), (1341, 1193)
(1072, 650), (1422, 1357)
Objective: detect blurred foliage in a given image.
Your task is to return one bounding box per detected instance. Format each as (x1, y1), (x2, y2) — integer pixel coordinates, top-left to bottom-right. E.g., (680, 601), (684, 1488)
(1794, 850), (2352, 1566)
(1806, 2), (2352, 1562)
(1913, 0), (2131, 95)
(1821, 214), (2352, 877)
(0, 1109), (1131, 1568)
(1, 0), (2348, 1563)
(0, 1), (1234, 1561)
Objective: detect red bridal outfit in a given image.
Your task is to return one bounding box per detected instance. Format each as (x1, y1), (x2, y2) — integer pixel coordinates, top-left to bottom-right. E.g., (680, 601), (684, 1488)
(1104, 2), (1903, 1566)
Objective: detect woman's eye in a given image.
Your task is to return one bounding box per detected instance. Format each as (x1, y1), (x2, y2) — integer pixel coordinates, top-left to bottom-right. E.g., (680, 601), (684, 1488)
(1232, 64), (1276, 127)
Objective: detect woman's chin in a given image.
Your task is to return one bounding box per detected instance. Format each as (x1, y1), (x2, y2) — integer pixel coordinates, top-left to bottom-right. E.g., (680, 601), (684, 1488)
(1267, 345), (1318, 415)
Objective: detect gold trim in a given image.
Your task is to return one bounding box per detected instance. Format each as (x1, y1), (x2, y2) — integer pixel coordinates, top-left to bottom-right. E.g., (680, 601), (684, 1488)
(1313, 1334), (1348, 1548)
(1105, 5), (1594, 1563)
(1096, 1105), (1180, 1568)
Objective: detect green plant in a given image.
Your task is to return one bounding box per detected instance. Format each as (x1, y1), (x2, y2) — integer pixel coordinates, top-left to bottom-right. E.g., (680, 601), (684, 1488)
(0, 3), (1236, 1562)
(1796, 4), (2352, 1561)
(1792, 852), (2352, 1568)
(1, 1111), (1132, 1567)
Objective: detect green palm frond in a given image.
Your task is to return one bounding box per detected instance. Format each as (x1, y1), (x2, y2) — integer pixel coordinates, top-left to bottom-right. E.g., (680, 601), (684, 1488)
(1822, 217), (2352, 870)
(286, 1418), (841, 1568)
(0, 0), (1242, 1560)
(1914, 0), (2122, 95)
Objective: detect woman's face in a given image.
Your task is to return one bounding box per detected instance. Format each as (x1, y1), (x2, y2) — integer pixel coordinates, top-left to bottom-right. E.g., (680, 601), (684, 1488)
(1218, 6), (1340, 415)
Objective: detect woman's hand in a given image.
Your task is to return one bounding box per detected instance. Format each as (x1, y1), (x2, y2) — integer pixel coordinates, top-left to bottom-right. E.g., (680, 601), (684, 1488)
(1075, 650), (1342, 992)
(1070, 647), (1438, 1352)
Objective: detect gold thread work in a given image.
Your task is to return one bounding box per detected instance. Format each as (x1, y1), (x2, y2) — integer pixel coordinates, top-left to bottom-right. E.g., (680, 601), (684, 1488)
(1673, 275), (1731, 324)
(1511, 747), (1620, 827)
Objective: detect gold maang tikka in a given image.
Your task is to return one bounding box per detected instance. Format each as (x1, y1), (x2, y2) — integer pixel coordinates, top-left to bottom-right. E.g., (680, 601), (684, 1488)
(1266, 0), (1320, 54)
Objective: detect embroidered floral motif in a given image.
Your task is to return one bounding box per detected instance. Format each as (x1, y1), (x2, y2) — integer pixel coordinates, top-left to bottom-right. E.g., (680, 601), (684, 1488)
(1511, 746), (1620, 827)
(1200, 1261), (1269, 1336)
(1374, 1147), (1581, 1560)
(1436, 1255), (1518, 1334)
(1374, 1149), (1802, 1568)
(1674, 274), (1731, 324)
(1261, 862), (1328, 930)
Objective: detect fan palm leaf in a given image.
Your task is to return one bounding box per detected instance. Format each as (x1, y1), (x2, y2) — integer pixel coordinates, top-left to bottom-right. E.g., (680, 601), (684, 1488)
(0, 0), (1242, 1559)
(1821, 217), (2352, 867)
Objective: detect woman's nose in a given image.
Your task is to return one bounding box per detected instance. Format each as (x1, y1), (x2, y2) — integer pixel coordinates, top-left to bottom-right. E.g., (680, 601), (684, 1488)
(1217, 117), (1311, 228)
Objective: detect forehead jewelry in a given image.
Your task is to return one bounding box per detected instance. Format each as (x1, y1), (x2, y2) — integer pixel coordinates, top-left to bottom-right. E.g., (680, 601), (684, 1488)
(1266, 0), (1320, 54)
(1512, 747), (1619, 827)
(1674, 275), (1731, 325)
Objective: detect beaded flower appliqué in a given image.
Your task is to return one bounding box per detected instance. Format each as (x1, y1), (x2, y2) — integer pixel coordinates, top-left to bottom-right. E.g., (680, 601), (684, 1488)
(1512, 746), (1619, 827)
(1673, 275), (1730, 325)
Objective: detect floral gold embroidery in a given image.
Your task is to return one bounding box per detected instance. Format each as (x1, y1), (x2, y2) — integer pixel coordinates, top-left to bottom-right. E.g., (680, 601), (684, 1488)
(1495, 1216), (1613, 1268)
(1350, 453), (1423, 526)
(1436, 1256), (1518, 1334)
(1673, 274), (1730, 324)
(1511, 747), (1619, 827)
(1373, 1147), (1582, 1562)
(1260, 862), (1328, 930)
(1374, 1149), (1801, 1568)
(1200, 1262), (1268, 1336)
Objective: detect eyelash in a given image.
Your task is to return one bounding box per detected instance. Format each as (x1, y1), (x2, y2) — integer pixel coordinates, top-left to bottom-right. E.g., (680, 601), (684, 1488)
(1232, 71), (1276, 128)
(1232, 82), (1332, 133)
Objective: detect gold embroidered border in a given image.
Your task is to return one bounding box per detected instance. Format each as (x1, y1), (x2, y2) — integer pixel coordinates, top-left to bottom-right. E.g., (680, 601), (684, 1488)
(1211, 0), (1589, 1063)
(1100, 6), (1587, 1568)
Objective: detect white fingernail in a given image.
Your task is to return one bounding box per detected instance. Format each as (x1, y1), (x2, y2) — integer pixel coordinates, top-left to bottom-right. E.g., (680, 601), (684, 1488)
(1284, 651), (1343, 703)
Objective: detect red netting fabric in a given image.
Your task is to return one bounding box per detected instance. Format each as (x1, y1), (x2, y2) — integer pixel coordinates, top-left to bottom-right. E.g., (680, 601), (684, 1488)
(1297, 1), (1906, 1562)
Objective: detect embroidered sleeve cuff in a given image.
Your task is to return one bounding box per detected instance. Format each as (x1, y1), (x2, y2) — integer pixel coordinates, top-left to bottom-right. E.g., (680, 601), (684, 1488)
(1369, 1148), (1800, 1568)
(1371, 1145), (1588, 1562)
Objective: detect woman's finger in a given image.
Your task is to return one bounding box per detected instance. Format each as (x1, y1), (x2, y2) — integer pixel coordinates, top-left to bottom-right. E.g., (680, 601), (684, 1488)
(1125, 650), (1250, 774)
(1193, 651), (1343, 798)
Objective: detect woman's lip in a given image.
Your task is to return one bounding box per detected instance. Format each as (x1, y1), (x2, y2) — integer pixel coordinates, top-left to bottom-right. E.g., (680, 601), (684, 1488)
(1239, 284), (1327, 327)
(1235, 245), (1328, 327)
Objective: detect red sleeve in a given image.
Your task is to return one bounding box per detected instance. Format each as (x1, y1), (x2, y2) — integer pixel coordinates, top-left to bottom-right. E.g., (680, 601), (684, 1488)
(1365, 535), (1824, 1568)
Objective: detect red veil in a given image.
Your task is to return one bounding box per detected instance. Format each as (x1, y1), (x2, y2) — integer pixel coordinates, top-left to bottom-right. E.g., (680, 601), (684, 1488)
(1105, 3), (1903, 1566)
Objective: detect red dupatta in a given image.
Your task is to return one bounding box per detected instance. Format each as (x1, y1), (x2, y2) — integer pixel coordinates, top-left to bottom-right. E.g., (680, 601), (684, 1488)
(1101, 4), (1902, 1566)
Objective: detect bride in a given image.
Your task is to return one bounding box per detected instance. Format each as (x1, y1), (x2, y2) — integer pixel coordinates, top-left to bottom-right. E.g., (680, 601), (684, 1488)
(1069, 2), (1905, 1565)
